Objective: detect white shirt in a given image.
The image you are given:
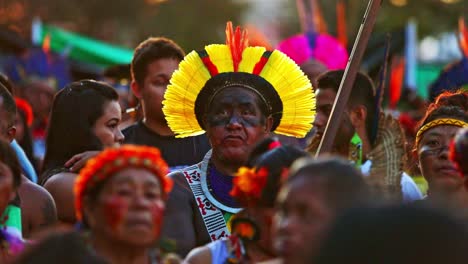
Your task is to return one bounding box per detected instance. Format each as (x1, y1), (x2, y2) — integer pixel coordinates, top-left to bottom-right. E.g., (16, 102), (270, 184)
(361, 160), (423, 202)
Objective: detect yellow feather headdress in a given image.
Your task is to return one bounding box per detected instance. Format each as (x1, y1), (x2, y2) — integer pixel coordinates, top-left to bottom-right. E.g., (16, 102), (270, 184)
(163, 22), (316, 138)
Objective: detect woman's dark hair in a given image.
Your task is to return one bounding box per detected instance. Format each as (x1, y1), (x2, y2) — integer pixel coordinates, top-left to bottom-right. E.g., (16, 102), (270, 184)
(246, 137), (282, 167)
(314, 205), (468, 264)
(417, 105), (468, 130)
(431, 90), (468, 112)
(41, 80), (118, 183)
(17, 108), (35, 169)
(244, 137), (309, 207)
(0, 139), (22, 189)
(257, 146), (309, 207)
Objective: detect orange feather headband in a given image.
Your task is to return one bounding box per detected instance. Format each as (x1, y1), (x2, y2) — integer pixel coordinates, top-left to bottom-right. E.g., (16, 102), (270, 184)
(74, 145), (172, 221)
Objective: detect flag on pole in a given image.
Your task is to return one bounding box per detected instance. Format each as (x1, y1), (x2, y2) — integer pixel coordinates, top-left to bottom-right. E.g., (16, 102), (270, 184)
(404, 19), (417, 91)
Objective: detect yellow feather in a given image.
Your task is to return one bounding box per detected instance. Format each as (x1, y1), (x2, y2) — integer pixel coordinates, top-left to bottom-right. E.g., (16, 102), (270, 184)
(260, 50), (316, 138)
(238, 47), (265, 73)
(163, 44), (316, 138)
(205, 45), (233, 73)
(162, 51), (211, 138)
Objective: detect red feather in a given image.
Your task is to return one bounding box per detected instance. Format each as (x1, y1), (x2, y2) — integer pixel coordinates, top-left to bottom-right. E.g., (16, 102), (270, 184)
(459, 17), (468, 57)
(389, 56), (405, 109)
(200, 56), (219, 76)
(252, 56), (269, 75)
(226, 22), (249, 72)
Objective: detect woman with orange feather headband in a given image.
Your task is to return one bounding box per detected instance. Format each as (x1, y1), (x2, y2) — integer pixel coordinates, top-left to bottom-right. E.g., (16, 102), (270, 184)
(74, 145), (173, 264)
(185, 138), (308, 264)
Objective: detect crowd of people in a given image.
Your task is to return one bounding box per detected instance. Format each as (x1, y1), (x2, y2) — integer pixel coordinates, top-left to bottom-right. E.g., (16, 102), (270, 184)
(0, 21), (466, 263)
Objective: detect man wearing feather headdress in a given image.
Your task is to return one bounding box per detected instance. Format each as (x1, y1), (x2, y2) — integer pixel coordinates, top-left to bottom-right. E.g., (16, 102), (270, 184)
(160, 22), (315, 256)
(308, 70), (422, 203)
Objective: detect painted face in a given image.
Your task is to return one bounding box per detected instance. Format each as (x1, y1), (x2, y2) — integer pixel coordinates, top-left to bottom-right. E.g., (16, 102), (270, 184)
(273, 177), (333, 263)
(86, 168), (165, 246)
(92, 100), (124, 148)
(418, 125), (463, 193)
(0, 162), (13, 215)
(139, 58), (179, 122)
(314, 88), (354, 155)
(204, 87), (270, 165)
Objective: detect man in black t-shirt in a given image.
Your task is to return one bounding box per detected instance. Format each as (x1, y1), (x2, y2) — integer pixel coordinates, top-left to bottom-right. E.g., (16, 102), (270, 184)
(124, 37), (211, 170)
(123, 119), (210, 170)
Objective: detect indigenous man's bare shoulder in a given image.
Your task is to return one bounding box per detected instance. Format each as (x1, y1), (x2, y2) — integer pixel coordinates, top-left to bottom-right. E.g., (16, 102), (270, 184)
(43, 172), (77, 226)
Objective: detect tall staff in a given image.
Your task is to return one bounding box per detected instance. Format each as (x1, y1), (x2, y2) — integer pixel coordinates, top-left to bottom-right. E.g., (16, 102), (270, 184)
(315, 0), (383, 157)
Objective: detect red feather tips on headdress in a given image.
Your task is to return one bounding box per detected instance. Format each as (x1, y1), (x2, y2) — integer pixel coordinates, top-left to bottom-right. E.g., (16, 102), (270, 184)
(226, 21), (249, 72)
(458, 17), (468, 58)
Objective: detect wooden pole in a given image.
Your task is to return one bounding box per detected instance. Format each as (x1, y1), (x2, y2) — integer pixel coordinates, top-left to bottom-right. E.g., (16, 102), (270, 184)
(315, 0), (383, 157)
(296, 0), (308, 33)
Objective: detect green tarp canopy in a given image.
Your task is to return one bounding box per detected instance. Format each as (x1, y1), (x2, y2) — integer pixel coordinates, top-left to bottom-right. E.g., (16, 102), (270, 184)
(38, 24), (133, 68)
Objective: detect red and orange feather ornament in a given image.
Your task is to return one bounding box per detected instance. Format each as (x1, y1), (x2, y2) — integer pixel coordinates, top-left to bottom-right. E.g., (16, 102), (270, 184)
(231, 166), (269, 205)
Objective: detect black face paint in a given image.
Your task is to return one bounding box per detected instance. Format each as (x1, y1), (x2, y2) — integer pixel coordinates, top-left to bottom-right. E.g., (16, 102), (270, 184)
(419, 145), (448, 157)
(207, 109), (265, 127)
(205, 87), (267, 128)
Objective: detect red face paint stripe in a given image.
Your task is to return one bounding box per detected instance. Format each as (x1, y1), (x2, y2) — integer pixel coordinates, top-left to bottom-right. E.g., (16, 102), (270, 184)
(103, 197), (128, 231)
(252, 51), (272, 75)
(197, 50), (219, 77)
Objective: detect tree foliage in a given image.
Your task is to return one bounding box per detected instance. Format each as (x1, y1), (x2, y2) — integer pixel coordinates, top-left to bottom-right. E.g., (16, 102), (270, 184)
(3, 0), (248, 51)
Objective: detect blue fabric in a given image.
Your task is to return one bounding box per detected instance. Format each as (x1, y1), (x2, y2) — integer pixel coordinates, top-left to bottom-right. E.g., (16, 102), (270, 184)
(207, 239), (229, 264)
(208, 166), (238, 208)
(3, 48), (71, 89)
(10, 140), (37, 183)
(429, 56), (468, 101)
(400, 172), (423, 202)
